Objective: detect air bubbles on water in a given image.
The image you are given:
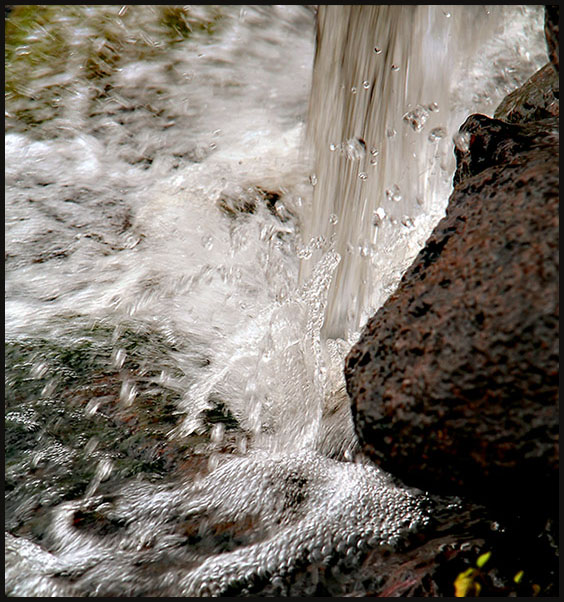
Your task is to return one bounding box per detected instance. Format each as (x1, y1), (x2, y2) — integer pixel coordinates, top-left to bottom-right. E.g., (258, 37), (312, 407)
(350, 86), (357, 94)
(329, 213), (339, 225)
(391, 64), (400, 72)
(362, 80), (371, 89)
(358, 172), (367, 181)
(309, 173), (318, 186)
(329, 143), (337, 152)
(374, 47), (382, 54)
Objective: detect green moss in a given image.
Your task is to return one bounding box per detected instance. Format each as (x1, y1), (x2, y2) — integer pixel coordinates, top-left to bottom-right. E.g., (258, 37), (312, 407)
(5, 5), (225, 133)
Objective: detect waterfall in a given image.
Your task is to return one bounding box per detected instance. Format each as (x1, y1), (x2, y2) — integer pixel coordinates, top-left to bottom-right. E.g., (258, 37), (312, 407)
(5, 5), (547, 597)
(301, 5), (545, 339)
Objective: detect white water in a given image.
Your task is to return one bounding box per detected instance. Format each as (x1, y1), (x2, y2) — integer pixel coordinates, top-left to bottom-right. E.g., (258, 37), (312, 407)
(5, 5), (546, 596)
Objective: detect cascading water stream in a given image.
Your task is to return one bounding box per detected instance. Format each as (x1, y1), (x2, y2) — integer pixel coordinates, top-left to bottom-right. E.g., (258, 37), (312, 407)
(5, 5), (547, 597)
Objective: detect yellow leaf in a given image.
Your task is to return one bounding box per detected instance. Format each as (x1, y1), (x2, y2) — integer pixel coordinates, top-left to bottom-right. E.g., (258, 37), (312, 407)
(454, 567), (481, 597)
(476, 551), (491, 568)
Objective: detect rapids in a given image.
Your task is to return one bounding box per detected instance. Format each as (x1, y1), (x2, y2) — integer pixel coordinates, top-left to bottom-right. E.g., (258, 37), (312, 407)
(5, 5), (546, 597)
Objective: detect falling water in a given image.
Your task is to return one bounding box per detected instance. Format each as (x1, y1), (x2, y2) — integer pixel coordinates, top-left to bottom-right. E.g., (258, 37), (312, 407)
(301, 5), (546, 339)
(5, 5), (546, 597)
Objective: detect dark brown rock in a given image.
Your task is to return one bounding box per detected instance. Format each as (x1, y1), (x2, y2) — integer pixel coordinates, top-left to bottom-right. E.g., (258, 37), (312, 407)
(345, 112), (559, 522)
(494, 62), (559, 123)
(545, 5), (559, 72)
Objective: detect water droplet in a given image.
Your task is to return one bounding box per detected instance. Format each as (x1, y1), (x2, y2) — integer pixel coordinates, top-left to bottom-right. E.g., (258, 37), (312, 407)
(370, 147), (379, 156)
(30, 362), (48, 379)
(427, 102), (439, 112)
(385, 184), (402, 203)
(391, 64), (400, 72)
(112, 348), (126, 369)
(120, 381), (137, 406)
(428, 127), (447, 142)
(95, 458), (113, 482)
(329, 213), (339, 225)
(444, 10), (451, 18)
(401, 215), (415, 229)
(453, 131), (471, 153)
(370, 158), (378, 166)
(402, 105), (430, 132)
(343, 138), (366, 161)
(362, 80), (371, 89)
(208, 453), (220, 472)
(329, 143), (337, 151)
(211, 423), (225, 444)
(309, 173), (318, 186)
(297, 247), (312, 259)
(386, 128), (396, 139)
(351, 86), (357, 94)
(372, 207), (386, 226)
(201, 235), (214, 250)
(374, 47), (382, 54)
(358, 172), (367, 181)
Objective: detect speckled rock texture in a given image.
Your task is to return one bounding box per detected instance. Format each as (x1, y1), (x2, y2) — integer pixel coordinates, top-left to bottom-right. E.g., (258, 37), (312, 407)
(545, 5), (559, 72)
(345, 8), (559, 530)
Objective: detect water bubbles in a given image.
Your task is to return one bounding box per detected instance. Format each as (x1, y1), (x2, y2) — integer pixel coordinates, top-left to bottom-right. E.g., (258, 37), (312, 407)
(350, 86), (357, 94)
(427, 102), (439, 112)
(428, 127), (447, 142)
(402, 105), (430, 132)
(374, 47), (382, 54)
(329, 213), (339, 225)
(358, 172), (367, 181)
(391, 64), (400, 71)
(309, 173), (318, 186)
(362, 80), (371, 89)
(385, 184), (402, 203)
(453, 130), (471, 153)
(329, 143), (337, 152)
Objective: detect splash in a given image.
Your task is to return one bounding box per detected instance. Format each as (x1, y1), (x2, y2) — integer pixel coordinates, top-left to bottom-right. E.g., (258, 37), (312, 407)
(5, 5), (547, 597)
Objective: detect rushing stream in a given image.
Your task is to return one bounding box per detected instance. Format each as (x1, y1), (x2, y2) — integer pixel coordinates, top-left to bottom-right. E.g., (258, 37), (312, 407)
(5, 5), (546, 597)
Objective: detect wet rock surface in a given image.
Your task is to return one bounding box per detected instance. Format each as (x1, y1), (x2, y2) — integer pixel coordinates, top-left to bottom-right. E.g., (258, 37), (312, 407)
(345, 11), (559, 597)
(545, 5), (559, 72)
